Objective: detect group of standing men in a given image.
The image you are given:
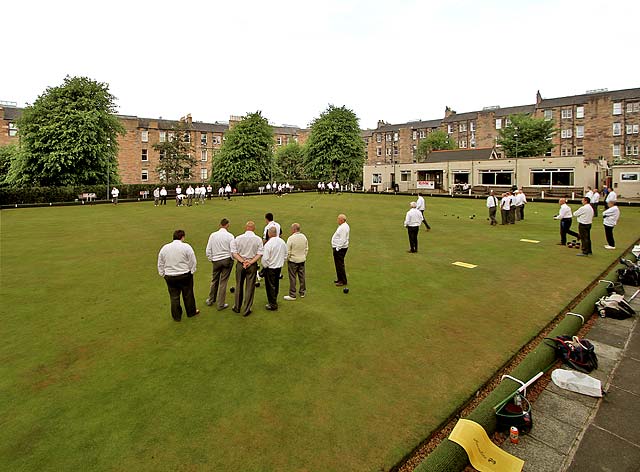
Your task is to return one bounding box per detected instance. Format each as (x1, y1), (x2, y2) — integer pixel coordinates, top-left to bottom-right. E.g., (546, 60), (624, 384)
(485, 189), (527, 226)
(157, 213), (351, 321)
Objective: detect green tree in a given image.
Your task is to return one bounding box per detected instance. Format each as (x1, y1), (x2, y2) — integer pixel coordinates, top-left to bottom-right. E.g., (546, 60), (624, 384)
(0, 144), (19, 186)
(275, 141), (306, 180)
(497, 113), (556, 157)
(211, 111), (274, 184)
(305, 105), (365, 182)
(9, 76), (125, 186)
(414, 130), (456, 162)
(153, 121), (196, 183)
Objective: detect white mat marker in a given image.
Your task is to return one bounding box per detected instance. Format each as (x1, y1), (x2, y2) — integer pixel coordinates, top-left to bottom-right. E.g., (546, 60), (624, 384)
(452, 261), (477, 269)
(520, 239), (540, 243)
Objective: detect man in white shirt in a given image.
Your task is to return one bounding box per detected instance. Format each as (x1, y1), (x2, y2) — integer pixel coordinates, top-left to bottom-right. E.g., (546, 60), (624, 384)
(225, 183), (232, 200)
(605, 187), (617, 204)
(111, 187), (119, 204)
(331, 214), (350, 286)
(415, 193), (431, 230)
(486, 190), (498, 225)
(404, 202), (424, 253)
(157, 229), (199, 321)
(261, 227), (288, 311)
(186, 185), (194, 206)
(175, 185), (182, 206)
(153, 187), (160, 206)
(231, 221), (263, 317)
(218, 186), (224, 197)
(516, 189), (528, 220)
(590, 189), (600, 217)
(263, 212), (282, 242)
(509, 191), (517, 224)
(585, 186), (594, 201)
(206, 184), (213, 200)
(602, 201), (620, 249)
(284, 223), (309, 301)
(573, 197), (594, 256)
(554, 198), (580, 245)
(205, 218), (235, 310)
(500, 192), (511, 225)
(160, 186), (167, 205)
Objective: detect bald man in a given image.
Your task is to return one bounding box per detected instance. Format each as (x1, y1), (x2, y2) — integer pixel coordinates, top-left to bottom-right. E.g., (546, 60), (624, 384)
(404, 201), (424, 253)
(554, 198), (580, 246)
(230, 221), (263, 317)
(331, 214), (350, 287)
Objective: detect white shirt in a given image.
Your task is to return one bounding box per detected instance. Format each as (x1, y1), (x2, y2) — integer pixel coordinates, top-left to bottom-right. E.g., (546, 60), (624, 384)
(263, 221), (282, 240)
(605, 190), (617, 203)
(186, 186), (194, 195)
(176, 186), (182, 195)
(573, 203), (594, 224)
(515, 193), (525, 206)
(225, 184), (232, 193)
(231, 231), (263, 260)
(555, 203), (572, 219)
(331, 222), (350, 250)
(111, 188), (119, 197)
(602, 205), (620, 227)
(416, 195), (425, 211)
(287, 232), (308, 263)
(585, 190), (593, 200)
(500, 196), (511, 211)
(158, 240), (197, 276)
(591, 191), (600, 203)
(404, 208), (424, 227)
(153, 188), (160, 197)
(486, 195), (498, 208)
(206, 228), (235, 262)
(160, 188), (167, 196)
(261, 236), (288, 269)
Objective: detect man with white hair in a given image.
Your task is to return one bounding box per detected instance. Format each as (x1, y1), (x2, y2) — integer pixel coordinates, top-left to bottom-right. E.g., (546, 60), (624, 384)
(331, 214), (350, 287)
(261, 226), (288, 311)
(486, 190), (498, 225)
(404, 201), (424, 253)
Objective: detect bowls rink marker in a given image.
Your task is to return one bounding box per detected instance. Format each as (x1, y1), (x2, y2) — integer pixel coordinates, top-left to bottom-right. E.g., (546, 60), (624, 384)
(452, 261), (478, 269)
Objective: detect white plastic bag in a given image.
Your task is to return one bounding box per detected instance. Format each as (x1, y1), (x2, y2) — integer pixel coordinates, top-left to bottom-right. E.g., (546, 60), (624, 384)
(551, 368), (603, 397)
(632, 244), (640, 259)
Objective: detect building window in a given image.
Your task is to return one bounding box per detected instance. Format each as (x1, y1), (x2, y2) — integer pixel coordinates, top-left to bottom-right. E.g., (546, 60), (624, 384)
(141, 170), (148, 181)
(561, 129), (573, 139)
(372, 173), (382, 184)
(613, 103), (622, 115)
(386, 147), (392, 156)
(376, 133), (381, 143)
(470, 138), (476, 148)
(168, 131), (175, 141)
(201, 133), (207, 145)
(376, 147), (382, 157)
(386, 133), (392, 142)
(183, 132), (190, 143)
(561, 146), (571, 156)
(575, 125), (584, 138)
(576, 106), (584, 119)
(505, 118), (512, 127)
(212, 135), (221, 145)
(561, 109), (572, 119)
(8, 122), (18, 136)
(575, 146), (584, 156)
(459, 139), (467, 148)
(400, 171), (410, 182)
(159, 150), (166, 160)
(447, 124), (453, 134)
(419, 130), (426, 138)
(276, 137), (282, 145)
(626, 145), (640, 156)
(621, 172), (639, 181)
(479, 169), (513, 185)
(626, 124), (639, 134)
(613, 123), (621, 136)
(393, 132), (399, 142)
(159, 131), (167, 143)
(544, 110), (553, 121)
(412, 130), (417, 140)
(141, 130), (149, 142)
(530, 168), (574, 186)
(495, 118), (502, 129)
(183, 168), (191, 179)
(613, 144), (621, 157)
(412, 144), (417, 153)
(201, 150), (207, 161)
(626, 102), (640, 113)
(141, 149), (148, 161)
(459, 123), (467, 132)
(393, 147), (399, 156)
(470, 122), (475, 132)
(201, 168), (208, 179)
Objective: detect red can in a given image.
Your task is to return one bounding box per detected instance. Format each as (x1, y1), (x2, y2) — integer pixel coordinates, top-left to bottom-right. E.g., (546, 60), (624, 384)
(510, 426), (519, 444)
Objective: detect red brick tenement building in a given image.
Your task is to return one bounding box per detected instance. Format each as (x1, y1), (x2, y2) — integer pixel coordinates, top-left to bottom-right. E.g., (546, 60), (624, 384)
(0, 108), (308, 184)
(365, 87), (640, 166)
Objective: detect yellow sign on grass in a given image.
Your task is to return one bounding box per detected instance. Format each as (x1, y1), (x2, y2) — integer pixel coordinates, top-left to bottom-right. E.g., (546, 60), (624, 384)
(452, 261), (478, 269)
(448, 419), (524, 472)
(520, 239), (540, 243)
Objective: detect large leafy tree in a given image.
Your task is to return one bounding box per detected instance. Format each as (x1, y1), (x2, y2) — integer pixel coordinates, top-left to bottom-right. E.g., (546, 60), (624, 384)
(275, 141), (306, 180)
(415, 130), (456, 162)
(305, 105), (365, 183)
(153, 121), (196, 183)
(497, 113), (556, 157)
(211, 111), (274, 184)
(10, 76), (125, 186)
(0, 144), (19, 186)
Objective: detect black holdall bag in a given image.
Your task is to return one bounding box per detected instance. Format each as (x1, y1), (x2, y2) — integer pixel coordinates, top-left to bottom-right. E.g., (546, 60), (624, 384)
(546, 335), (598, 373)
(596, 294), (636, 320)
(617, 267), (640, 286)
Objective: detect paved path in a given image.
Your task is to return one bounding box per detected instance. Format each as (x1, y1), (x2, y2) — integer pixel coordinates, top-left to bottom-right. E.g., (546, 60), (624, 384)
(501, 285), (640, 472)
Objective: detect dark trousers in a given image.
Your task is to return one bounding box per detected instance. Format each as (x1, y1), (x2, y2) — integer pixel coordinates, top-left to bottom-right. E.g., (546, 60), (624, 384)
(208, 257), (233, 308)
(234, 262), (257, 315)
(509, 207), (516, 224)
(333, 248), (348, 284)
(160, 196), (167, 205)
(604, 225), (615, 247)
(501, 208), (509, 225)
(578, 223), (592, 254)
(489, 207), (497, 225)
(407, 225), (419, 252)
(164, 272), (197, 321)
(520, 204), (525, 220)
(560, 218), (580, 244)
(515, 205), (522, 221)
(264, 267), (282, 308)
(420, 210), (431, 229)
(591, 202), (598, 217)
(288, 261), (306, 297)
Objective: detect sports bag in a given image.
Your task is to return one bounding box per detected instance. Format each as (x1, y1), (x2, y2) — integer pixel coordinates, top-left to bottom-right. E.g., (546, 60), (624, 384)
(546, 335), (598, 373)
(595, 294), (636, 319)
(617, 267), (640, 286)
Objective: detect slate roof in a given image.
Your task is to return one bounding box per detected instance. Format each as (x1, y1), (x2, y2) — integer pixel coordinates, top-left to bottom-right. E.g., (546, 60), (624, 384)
(494, 104), (536, 117)
(538, 88), (640, 108)
(425, 147), (497, 163)
(442, 111), (479, 123)
(1, 106), (23, 120)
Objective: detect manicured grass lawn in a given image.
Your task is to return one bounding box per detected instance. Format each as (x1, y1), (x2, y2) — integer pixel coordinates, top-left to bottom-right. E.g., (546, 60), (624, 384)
(1, 193), (638, 471)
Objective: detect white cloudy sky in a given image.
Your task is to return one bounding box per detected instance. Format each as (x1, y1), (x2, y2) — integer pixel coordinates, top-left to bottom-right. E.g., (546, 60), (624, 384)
(3, 0), (639, 129)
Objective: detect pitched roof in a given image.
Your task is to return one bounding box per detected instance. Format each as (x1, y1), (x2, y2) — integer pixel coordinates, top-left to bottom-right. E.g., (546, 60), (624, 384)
(425, 147), (497, 163)
(494, 104), (536, 117)
(442, 111), (479, 123)
(1, 106), (23, 120)
(538, 87), (640, 108)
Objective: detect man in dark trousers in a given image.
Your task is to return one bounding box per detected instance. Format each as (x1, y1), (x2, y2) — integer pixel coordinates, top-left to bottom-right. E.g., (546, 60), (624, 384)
(573, 197), (594, 256)
(404, 201), (423, 253)
(261, 227), (288, 311)
(157, 229), (199, 321)
(205, 218), (235, 310)
(486, 190), (498, 225)
(554, 198), (580, 245)
(415, 193), (431, 230)
(331, 214), (350, 286)
(231, 221), (263, 317)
